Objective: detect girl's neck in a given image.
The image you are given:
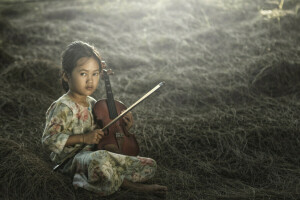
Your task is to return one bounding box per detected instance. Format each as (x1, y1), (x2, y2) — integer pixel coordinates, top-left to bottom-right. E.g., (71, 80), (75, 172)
(67, 91), (89, 107)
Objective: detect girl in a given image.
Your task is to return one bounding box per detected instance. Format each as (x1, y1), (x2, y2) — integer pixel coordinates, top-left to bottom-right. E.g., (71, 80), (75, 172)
(42, 41), (167, 196)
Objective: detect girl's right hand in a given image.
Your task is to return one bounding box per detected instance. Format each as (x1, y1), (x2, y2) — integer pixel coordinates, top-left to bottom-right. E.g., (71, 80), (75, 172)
(83, 129), (104, 144)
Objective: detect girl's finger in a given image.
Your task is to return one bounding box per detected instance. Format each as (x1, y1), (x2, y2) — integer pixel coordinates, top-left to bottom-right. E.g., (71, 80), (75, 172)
(98, 131), (103, 136)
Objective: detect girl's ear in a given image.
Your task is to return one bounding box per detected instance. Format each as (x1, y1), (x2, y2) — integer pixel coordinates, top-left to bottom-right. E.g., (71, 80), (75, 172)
(62, 72), (69, 82)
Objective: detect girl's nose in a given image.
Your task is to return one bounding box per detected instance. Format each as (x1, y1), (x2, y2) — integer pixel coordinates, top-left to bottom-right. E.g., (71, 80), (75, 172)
(87, 76), (93, 83)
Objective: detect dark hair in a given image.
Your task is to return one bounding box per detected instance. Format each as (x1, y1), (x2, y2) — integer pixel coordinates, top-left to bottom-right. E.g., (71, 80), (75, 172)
(61, 41), (102, 92)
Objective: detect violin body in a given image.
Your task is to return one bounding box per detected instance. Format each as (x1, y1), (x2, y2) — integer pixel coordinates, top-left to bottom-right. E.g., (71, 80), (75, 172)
(93, 99), (139, 156)
(92, 66), (139, 156)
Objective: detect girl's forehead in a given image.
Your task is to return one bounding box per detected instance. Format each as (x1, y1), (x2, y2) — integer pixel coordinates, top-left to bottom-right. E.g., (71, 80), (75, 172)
(75, 57), (99, 70)
(76, 57), (91, 66)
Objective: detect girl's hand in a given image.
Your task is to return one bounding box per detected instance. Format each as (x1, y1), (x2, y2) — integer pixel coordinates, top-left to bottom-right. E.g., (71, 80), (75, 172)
(83, 129), (104, 144)
(122, 111), (134, 131)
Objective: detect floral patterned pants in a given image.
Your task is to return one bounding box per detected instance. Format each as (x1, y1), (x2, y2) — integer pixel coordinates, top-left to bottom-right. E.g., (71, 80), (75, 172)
(68, 150), (157, 196)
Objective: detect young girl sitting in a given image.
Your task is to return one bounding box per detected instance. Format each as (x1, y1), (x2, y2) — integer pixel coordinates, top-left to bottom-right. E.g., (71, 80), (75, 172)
(42, 41), (167, 196)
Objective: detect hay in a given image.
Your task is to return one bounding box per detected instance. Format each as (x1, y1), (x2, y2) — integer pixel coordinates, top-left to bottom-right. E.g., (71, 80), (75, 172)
(0, 5), (30, 18)
(0, 0), (299, 199)
(0, 18), (13, 34)
(251, 60), (300, 97)
(0, 48), (14, 69)
(1, 59), (61, 96)
(0, 138), (75, 200)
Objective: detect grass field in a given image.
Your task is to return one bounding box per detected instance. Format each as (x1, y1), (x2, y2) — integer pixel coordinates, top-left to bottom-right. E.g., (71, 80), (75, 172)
(0, 0), (299, 199)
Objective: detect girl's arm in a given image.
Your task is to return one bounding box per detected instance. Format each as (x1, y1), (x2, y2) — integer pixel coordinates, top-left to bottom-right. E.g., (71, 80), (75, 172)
(65, 129), (104, 146)
(42, 103), (73, 154)
(42, 103), (104, 152)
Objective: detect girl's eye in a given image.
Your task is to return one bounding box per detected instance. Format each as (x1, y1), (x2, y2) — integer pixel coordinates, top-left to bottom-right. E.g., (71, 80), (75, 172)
(80, 73), (87, 76)
(93, 72), (99, 76)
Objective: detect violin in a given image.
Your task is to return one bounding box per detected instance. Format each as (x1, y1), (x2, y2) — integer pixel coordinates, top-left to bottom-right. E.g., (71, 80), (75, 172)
(92, 62), (139, 156)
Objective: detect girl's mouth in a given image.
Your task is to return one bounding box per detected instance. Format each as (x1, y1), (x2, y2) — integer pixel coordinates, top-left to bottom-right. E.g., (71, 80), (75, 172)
(86, 86), (93, 90)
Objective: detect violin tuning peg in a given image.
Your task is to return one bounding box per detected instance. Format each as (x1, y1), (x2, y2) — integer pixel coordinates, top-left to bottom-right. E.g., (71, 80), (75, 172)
(107, 69), (114, 75)
(101, 60), (107, 69)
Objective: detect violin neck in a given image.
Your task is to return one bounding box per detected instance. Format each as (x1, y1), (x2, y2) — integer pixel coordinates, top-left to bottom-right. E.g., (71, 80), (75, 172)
(103, 72), (118, 119)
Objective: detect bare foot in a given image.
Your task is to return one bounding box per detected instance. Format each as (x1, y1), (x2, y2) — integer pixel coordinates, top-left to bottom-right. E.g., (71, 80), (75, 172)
(122, 179), (168, 197)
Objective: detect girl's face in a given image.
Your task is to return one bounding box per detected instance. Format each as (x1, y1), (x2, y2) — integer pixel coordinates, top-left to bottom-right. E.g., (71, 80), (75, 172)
(64, 57), (100, 97)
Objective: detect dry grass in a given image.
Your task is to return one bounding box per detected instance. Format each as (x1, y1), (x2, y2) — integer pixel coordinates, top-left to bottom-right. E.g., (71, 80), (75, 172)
(0, 0), (299, 199)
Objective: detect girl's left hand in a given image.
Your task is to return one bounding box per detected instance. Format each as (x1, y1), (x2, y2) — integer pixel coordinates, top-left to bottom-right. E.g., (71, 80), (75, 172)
(122, 111), (133, 131)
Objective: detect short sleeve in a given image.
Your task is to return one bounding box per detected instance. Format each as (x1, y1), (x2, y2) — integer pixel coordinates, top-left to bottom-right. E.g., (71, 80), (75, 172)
(42, 102), (73, 154)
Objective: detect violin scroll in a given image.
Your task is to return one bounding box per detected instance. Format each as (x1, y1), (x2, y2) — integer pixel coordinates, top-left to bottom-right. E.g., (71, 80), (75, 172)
(100, 60), (114, 77)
